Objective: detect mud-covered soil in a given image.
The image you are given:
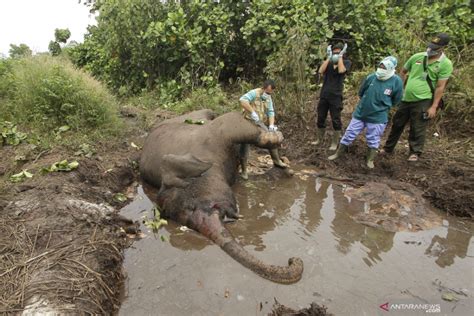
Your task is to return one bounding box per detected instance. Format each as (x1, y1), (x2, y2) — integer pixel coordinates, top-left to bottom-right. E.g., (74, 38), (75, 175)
(0, 127), (144, 314)
(279, 96), (474, 218)
(269, 299), (331, 316)
(0, 100), (472, 314)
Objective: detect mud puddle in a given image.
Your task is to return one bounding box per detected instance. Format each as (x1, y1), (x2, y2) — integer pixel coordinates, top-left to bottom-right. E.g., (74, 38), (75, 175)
(119, 169), (473, 315)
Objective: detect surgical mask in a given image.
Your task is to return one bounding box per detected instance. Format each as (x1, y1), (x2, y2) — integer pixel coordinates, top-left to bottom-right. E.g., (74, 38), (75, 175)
(426, 47), (440, 57)
(375, 67), (394, 81)
(331, 54), (340, 63)
(261, 92), (271, 100)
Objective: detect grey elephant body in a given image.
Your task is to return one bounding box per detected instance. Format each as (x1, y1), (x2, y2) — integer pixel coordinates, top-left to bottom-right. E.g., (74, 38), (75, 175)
(140, 110), (303, 284)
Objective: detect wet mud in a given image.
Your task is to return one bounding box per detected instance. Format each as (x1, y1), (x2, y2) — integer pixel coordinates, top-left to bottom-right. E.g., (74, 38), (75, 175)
(120, 168), (473, 315)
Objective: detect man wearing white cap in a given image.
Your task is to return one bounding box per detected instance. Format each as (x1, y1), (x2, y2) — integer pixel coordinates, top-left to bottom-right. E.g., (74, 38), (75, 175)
(328, 56), (403, 168)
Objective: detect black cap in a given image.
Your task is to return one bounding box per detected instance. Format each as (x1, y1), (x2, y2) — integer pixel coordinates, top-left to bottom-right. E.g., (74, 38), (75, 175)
(332, 42), (344, 51)
(428, 33), (450, 50)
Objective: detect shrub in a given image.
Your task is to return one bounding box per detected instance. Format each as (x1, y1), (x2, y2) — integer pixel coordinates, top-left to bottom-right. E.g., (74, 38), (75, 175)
(0, 55), (122, 137)
(170, 86), (237, 115)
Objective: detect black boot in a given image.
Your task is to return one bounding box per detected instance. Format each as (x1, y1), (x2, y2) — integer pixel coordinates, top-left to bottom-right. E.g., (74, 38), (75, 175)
(329, 130), (342, 151)
(240, 158), (248, 180)
(328, 144), (348, 160)
(269, 149), (288, 168)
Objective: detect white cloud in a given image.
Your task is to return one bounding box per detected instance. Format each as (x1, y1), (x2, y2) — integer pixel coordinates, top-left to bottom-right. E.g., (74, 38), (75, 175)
(0, 0), (96, 56)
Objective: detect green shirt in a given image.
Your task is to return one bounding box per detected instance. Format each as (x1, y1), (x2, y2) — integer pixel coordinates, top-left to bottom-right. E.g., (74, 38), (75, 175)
(402, 52), (453, 102)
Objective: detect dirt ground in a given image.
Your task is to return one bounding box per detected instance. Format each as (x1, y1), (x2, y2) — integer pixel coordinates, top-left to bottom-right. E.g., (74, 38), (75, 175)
(0, 99), (472, 314)
(280, 96), (474, 218)
(0, 134), (142, 314)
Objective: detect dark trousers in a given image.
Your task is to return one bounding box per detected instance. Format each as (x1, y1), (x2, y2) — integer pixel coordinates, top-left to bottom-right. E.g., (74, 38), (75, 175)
(316, 96), (343, 130)
(384, 99), (432, 155)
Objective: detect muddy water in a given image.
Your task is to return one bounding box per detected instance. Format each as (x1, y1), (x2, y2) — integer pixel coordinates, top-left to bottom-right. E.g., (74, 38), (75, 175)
(119, 171), (473, 316)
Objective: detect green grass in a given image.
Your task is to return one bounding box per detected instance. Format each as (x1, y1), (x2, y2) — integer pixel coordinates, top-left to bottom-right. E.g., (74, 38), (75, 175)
(0, 55), (123, 147)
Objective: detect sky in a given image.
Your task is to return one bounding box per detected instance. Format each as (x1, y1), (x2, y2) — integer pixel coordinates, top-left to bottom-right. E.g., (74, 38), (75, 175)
(0, 0), (96, 57)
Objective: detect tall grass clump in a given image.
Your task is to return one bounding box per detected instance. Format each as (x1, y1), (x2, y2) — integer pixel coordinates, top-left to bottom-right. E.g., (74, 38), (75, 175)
(0, 55), (122, 138)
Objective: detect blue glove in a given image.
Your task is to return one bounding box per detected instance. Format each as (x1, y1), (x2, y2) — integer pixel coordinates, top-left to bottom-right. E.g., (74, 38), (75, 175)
(268, 125), (278, 132)
(326, 45), (332, 58)
(339, 43), (348, 57)
(250, 111), (259, 123)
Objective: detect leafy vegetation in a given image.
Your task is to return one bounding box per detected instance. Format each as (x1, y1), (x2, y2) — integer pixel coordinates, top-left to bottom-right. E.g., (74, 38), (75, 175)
(144, 206), (168, 234)
(9, 170), (33, 183)
(0, 55), (122, 143)
(8, 44), (32, 59)
(1, 121), (27, 146)
(41, 160), (79, 174)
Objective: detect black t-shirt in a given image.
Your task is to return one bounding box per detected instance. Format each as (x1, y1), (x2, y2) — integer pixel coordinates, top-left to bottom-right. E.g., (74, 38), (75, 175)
(320, 59), (352, 100)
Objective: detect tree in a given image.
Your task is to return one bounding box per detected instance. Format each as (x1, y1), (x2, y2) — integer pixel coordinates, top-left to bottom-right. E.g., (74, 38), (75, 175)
(48, 41), (62, 56)
(9, 44), (32, 58)
(49, 28), (71, 56)
(54, 28), (71, 43)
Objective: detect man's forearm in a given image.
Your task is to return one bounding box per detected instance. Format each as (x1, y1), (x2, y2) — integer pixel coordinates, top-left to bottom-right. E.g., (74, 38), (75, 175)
(319, 59), (330, 74)
(337, 58), (346, 73)
(268, 116), (275, 126)
(431, 86), (445, 109)
(240, 100), (254, 113)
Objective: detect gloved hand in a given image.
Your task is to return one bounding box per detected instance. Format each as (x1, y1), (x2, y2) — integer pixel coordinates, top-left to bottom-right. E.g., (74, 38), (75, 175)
(326, 45), (332, 58)
(339, 43), (348, 57)
(250, 111), (259, 123)
(268, 125), (278, 132)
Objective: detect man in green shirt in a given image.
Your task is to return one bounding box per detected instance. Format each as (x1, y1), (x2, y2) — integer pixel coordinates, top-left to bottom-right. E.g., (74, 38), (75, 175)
(382, 33), (453, 161)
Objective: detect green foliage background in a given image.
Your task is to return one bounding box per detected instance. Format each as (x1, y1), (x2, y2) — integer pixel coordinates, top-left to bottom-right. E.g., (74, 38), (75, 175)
(72, 0), (472, 91)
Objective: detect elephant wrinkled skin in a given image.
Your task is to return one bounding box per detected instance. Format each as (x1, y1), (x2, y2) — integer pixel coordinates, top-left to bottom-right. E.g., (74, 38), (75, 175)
(140, 110), (303, 284)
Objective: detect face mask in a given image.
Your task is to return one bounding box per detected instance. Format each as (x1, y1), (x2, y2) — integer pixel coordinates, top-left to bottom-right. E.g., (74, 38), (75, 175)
(261, 92), (271, 100)
(375, 68), (394, 81)
(427, 47), (440, 57)
(331, 54), (340, 63)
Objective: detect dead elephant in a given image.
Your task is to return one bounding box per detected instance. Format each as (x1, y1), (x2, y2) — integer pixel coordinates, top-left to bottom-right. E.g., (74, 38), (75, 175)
(140, 109), (303, 284)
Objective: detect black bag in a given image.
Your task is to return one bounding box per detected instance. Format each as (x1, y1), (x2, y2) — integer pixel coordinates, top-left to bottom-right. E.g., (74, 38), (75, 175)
(423, 56), (445, 110)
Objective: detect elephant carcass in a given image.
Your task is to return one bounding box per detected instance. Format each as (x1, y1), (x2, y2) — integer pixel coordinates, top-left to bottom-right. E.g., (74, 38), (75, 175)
(140, 110), (303, 284)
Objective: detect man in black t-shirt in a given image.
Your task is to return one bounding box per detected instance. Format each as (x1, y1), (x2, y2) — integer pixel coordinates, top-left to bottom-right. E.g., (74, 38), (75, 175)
(314, 42), (351, 150)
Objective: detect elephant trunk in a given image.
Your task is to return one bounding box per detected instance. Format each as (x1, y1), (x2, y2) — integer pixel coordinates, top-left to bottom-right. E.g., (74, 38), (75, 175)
(188, 210), (304, 284)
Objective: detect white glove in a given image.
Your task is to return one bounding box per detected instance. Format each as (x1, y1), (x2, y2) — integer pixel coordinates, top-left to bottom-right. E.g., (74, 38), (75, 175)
(250, 111), (259, 122)
(326, 45), (332, 58)
(268, 125), (278, 132)
(339, 43), (348, 57)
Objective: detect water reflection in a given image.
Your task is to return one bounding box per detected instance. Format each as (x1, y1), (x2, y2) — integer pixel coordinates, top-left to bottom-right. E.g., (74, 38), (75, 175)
(329, 184), (395, 267)
(233, 177), (310, 251)
(425, 226), (473, 268)
(135, 173), (471, 270)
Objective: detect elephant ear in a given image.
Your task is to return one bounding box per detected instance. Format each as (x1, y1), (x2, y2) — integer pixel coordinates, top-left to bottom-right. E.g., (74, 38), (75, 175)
(160, 154), (212, 188)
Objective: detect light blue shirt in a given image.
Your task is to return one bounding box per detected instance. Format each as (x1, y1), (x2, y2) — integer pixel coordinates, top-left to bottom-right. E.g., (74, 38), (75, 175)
(239, 89), (275, 117)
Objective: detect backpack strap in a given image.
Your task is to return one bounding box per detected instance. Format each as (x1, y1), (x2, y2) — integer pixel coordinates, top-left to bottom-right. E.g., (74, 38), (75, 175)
(423, 56), (436, 97)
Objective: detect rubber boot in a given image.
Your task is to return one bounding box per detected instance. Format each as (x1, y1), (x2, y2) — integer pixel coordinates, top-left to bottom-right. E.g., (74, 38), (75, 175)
(328, 144), (348, 161)
(240, 158), (248, 180)
(313, 128), (326, 146)
(269, 149), (288, 168)
(329, 130), (342, 151)
(366, 148), (377, 169)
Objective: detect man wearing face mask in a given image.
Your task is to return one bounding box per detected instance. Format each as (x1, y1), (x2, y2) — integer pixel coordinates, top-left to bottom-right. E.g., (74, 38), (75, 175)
(239, 79), (288, 180)
(314, 42), (351, 151)
(382, 33), (453, 162)
(328, 56), (403, 168)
